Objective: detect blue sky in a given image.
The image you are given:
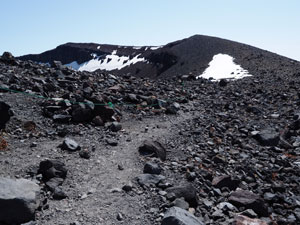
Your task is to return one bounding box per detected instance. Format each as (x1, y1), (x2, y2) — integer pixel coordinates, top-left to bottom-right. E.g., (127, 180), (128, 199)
(0, 0), (299, 61)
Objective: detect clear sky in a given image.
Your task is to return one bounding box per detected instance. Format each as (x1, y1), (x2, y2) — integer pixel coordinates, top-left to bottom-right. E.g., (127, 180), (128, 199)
(0, 0), (299, 61)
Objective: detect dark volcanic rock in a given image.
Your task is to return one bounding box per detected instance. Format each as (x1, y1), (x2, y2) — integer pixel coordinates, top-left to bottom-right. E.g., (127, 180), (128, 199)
(53, 187), (67, 200)
(212, 175), (240, 191)
(162, 207), (205, 225)
(166, 184), (198, 207)
(0, 177), (40, 225)
(110, 122), (122, 132)
(166, 102), (180, 114)
(253, 128), (280, 146)
(38, 160), (68, 181)
(0, 101), (13, 130)
(143, 162), (162, 175)
(71, 104), (93, 122)
(229, 190), (268, 216)
(139, 140), (167, 161)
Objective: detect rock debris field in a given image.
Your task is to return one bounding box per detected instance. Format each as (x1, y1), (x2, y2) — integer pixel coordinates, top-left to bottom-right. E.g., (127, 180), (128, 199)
(0, 52), (300, 225)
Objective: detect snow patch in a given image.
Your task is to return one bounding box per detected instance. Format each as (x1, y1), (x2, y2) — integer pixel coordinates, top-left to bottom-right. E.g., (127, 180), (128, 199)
(197, 54), (252, 81)
(97, 46), (101, 49)
(133, 46), (142, 50)
(150, 46), (163, 50)
(66, 54), (146, 72)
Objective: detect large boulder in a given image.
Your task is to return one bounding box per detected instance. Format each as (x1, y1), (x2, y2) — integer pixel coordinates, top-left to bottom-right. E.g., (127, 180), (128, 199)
(0, 177), (40, 224)
(253, 128), (280, 146)
(137, 174), (165, 187)
(162, 207), (205, 225)
(71, 103), (93, 122)
(229, 190), (268, 217)
(233, 215), (268, 225)
(139, 140), (167, 161)
(1, 52), (17, 65)
(166, 184), (198, 207)
(0, 101), (13, 130)
(38, 159), (68, 181)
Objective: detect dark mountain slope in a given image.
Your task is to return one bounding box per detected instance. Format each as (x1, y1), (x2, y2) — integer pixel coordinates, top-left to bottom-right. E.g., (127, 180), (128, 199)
(19, 35), (300, 79)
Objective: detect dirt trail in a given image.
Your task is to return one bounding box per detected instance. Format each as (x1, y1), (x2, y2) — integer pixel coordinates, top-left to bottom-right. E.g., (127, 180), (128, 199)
(0, 92), (195, 225)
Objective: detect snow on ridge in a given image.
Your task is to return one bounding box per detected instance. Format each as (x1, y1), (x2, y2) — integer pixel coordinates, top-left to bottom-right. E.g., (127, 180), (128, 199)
(197, 54), (252, 81)
(150, 46), (163, 50)
(65, 53), (146, 72)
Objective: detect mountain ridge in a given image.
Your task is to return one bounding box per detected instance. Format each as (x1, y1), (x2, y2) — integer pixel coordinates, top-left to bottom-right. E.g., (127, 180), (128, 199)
(18, 35), (300, 79)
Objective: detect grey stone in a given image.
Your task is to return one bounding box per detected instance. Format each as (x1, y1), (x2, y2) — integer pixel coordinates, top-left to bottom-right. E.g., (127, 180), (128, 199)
(0, 101), (13, 130)
(60, 138), (81, 151)
(229, 190), (268, 216)
(166, 184), (198, 207)
(0, 177), (40, 224)
(143, 162), (162, 174)
(173, 198), (189, 210)
(137, 174), (165, 186)
(139, 140), (167, 161)
(253, 128), (280, 146)
(162, 207), (205, 225)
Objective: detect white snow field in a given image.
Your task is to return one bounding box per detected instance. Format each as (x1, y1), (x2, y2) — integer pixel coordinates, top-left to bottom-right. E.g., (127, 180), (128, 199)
(197, 54), (252, 80)
(65, 52), (146, 72)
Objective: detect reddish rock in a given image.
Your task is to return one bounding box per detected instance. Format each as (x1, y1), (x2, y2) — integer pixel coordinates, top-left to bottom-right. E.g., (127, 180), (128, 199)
(234, 215), (268, 225)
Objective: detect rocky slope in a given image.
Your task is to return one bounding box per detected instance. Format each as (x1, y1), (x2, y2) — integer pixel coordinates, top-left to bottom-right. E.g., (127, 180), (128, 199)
(0, 52), (300, 225)
(19, 35), (300, 79)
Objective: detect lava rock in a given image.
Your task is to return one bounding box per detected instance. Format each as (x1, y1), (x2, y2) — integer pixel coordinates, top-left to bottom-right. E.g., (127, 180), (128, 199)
(212, 175), (240, 191)
(106, 139), (118, 146)
(110, 122), (122, 132)
(38, 160), (68, 181)
(60, 138), (81, 151)
(166, 102), (180, 114)
(233, 215), (267, 225)
(166, 184), (198, 207)
(1, 52), (17, 65)
(0, 177), (40, 224)
(53, 187), (67, 200)
(143, 162), (162, 175)
(92, 116), (104, 126)
(71, 104), (93, 122)
(162, 207), (205, 225)
(229, 190), (268, 216)
(93, 105), (115, 122)
(139, 140), (167, 161)
(253, 128), (280, 146)
(45, 177), (64, 192)
(0, 101), (13, 130)
(79, 149), (91, 159)
(219, 79), (228, 87)
(172, 198), (189, 210)
(137, 174), (165, 186)
(53, 114), (72, 123)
